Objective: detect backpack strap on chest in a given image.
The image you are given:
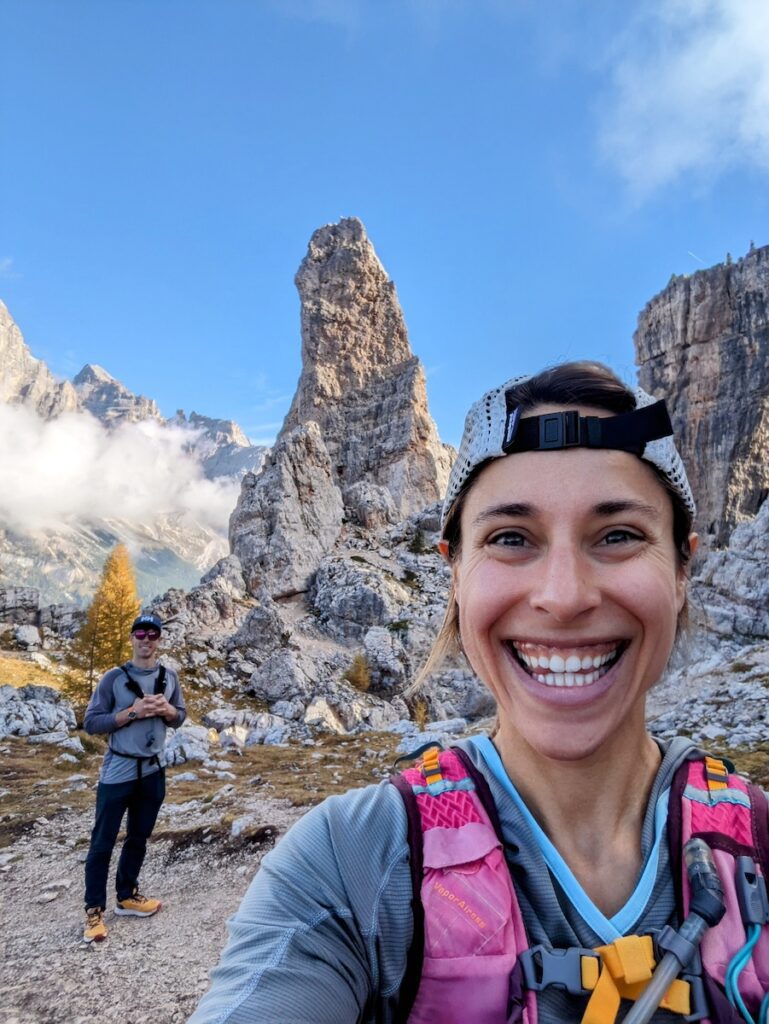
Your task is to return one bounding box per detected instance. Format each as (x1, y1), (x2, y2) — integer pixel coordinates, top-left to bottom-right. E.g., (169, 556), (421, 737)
(669, 753), (769, 1022)
(120, 663), (166, 701)
(391, 745), (535, 1024)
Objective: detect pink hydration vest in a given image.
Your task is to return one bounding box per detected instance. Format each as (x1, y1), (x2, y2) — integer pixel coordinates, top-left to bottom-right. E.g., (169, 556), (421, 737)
(391, 747), (769, 1024)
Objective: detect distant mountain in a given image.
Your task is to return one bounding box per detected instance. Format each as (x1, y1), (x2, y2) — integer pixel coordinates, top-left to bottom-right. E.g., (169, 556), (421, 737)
(0, 300), (268, 605)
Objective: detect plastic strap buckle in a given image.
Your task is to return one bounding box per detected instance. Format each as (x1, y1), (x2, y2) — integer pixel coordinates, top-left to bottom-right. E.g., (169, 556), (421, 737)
(519, 944), (599, 996)
(538, 411), (580, 449)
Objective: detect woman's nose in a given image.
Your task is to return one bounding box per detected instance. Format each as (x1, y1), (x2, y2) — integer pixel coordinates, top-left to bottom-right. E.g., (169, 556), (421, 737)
(528, 547), (600, 622)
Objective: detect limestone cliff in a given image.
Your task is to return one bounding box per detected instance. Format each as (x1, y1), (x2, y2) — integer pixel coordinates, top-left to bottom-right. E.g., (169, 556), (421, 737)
(635, 245), (769, 546)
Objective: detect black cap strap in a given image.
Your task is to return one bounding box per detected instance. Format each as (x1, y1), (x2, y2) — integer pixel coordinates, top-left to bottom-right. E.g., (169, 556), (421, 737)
(502, 400), (673, 456)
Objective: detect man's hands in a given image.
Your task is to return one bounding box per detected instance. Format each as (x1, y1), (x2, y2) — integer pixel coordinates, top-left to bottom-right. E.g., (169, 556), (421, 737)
(124, 695), (177, 724)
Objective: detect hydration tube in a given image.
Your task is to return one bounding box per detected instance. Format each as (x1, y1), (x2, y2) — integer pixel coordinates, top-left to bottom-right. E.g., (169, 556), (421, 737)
(623, 838), (726, 1024)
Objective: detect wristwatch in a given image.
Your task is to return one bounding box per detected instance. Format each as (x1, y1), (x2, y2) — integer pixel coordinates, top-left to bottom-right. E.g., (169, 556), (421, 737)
(127, 709), (138, 721)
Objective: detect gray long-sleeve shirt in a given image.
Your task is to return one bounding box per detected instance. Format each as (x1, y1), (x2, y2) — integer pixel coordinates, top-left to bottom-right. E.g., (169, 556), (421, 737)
(84, 661), (186, 784)
(189, 735), (703, 1024)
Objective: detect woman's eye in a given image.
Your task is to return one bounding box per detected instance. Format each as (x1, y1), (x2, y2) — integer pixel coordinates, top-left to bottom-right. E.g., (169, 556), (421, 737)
(489, 530), (528, 548)
(602, 529), (643, 546)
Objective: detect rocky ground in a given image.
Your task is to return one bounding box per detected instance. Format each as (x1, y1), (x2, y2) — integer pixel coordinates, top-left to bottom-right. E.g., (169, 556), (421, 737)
(0, 801), (301, 1024)
(0, 732), (402, 1024)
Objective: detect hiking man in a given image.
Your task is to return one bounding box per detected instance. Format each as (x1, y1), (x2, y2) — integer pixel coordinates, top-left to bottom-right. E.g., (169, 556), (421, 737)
(82, 612), (186, 942)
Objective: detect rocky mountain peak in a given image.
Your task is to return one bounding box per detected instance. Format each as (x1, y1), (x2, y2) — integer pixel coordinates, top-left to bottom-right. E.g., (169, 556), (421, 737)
(73, 361), (162, 425)
(635, 243), (769, 547)
(0, 301), (78, 417)
(72, 363), (115, 386)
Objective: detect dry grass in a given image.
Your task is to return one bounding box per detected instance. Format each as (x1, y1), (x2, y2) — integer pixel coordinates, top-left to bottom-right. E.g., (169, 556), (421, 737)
(0, 735), (97, 847)
(0, 655), (66, 690)
(0, 730), (401, 851)
(714, 743), (769, 789)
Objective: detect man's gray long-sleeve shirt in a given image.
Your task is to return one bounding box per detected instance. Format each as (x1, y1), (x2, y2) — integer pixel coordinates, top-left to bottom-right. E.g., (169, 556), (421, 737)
(84, 662), (186, 784)
(189, 735), (701, 1024)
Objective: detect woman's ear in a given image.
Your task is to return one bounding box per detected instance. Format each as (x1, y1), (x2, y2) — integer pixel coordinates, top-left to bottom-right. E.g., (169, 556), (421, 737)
(438, 539), (450, 562)
(688, 532), (699, 559)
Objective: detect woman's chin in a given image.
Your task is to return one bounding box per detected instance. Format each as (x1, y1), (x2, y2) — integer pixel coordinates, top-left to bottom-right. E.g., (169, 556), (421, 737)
(496, 713), (625, 766)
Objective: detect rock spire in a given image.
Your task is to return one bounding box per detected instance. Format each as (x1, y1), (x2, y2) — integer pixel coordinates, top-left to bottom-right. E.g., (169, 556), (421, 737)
(281, 217), (452, 516)
(230, 218), (453, 598)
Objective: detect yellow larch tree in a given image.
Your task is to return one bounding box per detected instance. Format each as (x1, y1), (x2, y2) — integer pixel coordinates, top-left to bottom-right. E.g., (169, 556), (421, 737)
(69, 544), (142, 697)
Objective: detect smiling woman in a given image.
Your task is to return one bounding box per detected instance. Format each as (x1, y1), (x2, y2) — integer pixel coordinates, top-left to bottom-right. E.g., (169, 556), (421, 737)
(190, 363), (769, 1024)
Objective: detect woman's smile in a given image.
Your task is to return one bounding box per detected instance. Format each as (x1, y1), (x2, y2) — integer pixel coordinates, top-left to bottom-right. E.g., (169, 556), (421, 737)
(508, 639), (625, 687)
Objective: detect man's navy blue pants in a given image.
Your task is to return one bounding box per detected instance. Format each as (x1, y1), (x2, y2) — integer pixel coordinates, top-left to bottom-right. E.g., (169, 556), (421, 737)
(84, 770), (165, 910)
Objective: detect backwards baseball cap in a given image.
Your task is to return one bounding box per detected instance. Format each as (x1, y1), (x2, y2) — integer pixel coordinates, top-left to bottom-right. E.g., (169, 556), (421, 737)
(442, 375), (695, 532)
(131, 613), (163, 634)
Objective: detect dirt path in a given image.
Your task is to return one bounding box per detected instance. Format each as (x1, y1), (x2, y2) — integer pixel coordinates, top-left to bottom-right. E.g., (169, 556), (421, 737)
(0, 799), (304, 1024)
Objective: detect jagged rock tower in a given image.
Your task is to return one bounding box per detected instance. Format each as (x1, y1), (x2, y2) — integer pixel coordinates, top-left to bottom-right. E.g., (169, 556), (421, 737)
(230, 217), (453, 598)
(635, 245), (769, 547)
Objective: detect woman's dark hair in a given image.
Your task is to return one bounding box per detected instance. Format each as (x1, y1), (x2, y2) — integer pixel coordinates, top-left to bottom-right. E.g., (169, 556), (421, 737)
(410, 361), (694, 690)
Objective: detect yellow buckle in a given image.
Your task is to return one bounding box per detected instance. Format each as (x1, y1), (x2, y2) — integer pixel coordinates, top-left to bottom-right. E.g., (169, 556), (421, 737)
(421, 746), (442, 785)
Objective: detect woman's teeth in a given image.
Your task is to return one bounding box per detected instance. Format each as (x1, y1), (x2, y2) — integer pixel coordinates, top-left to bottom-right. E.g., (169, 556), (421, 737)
(511, 643), (621, 688)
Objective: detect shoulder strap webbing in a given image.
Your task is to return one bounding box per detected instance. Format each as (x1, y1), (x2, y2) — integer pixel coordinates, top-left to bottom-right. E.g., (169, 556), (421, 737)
(120, 663), (166, 701)
(389, 768), (427, 1024)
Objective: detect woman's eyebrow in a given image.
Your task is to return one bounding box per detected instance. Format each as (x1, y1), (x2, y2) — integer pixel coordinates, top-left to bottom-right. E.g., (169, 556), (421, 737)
(473, 503), (535, 525)
(593, 499), (661, 519)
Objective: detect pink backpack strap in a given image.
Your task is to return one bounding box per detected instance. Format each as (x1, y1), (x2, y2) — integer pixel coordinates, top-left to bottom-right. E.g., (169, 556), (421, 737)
(669, 754), (769, 1022)
(391, 746), (535, 1024)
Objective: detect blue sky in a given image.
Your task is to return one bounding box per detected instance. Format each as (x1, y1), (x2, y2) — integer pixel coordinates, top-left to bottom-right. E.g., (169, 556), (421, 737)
(2, 0), (767, 447)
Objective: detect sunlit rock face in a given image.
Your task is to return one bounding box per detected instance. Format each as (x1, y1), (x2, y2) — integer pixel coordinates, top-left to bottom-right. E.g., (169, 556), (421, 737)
(635, 244), (769, 549)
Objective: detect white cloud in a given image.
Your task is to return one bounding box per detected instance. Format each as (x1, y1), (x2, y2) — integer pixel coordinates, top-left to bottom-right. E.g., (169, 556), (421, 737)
(0, 405), (240, 534)
(0, 258), (18, 279)
(598, 0), (769, 197)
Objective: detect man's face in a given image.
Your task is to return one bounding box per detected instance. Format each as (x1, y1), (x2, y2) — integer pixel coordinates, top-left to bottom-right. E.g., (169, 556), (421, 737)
(131, 627), (161, 660)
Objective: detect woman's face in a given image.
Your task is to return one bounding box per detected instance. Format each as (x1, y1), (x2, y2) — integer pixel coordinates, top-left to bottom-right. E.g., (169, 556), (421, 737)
(451, 406), (690, 764)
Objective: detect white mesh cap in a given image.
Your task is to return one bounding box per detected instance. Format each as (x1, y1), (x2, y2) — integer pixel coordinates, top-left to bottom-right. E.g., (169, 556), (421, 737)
(442, 376), (696, 531)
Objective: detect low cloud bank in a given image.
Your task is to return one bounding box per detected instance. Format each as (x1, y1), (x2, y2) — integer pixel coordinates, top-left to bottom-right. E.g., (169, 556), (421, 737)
(0, 404), (240, 534)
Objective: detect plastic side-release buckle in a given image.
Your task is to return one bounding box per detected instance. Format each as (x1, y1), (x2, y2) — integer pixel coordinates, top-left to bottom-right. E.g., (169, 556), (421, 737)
(735, 856), (769, 926)
(519, 944), (600, 996)
(538, 411), (580, 449)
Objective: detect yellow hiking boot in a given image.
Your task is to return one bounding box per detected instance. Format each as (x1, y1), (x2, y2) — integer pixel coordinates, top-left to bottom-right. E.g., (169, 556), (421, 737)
(84, 907), (108, 942)
(115, 889), (162, 917)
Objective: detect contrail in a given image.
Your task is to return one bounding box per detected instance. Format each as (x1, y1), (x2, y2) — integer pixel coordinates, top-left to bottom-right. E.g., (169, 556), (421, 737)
(687, 251), (706, 264)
